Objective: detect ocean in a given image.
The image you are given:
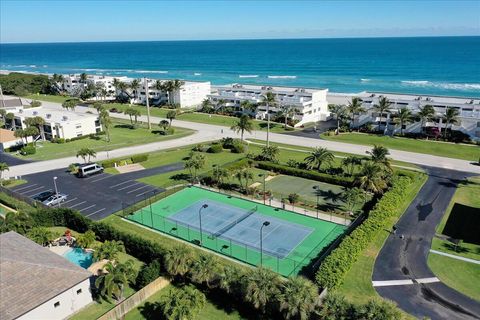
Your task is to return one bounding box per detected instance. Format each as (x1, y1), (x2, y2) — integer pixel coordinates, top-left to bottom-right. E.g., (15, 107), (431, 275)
(1, 37), (479, 97)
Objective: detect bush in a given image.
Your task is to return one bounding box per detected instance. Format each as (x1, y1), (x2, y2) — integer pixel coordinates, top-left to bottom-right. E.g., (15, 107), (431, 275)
(20, 145), (36, 155)
(256, 161), (354, 187)
(315, 175), (414, 289)
(51, 138), (66, 144)
(230, 141), (245, 153)
(131, 154), (149, 163)
(135, 259), (162, 289)
(207, 144), (223, 153)
(101, 159), (117, 168)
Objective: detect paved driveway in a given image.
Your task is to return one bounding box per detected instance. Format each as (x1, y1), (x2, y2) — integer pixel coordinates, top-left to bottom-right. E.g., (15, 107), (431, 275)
(9, 162), (183, 220)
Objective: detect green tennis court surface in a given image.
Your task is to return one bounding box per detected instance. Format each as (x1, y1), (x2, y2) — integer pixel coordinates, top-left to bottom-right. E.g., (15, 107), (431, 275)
(125, 186), (347, 276)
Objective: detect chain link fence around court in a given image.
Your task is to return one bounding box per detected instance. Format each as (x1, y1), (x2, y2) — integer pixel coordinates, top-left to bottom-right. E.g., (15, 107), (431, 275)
(122, 195), (347, 277)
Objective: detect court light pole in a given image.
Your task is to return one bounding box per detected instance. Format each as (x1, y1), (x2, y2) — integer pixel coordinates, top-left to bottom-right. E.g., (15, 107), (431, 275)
(259, 173), (266, 205)
(53, 176), (58, 195)
(260, 221), (270, 266)
(312, 185), (319, 218)
(198, 204), (209, 246)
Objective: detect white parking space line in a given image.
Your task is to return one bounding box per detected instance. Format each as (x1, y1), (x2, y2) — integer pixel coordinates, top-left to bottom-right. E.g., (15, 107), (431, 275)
(90, 175), (114, 183)
(68, 201), (87, 208)
(20, 186), (46, 195)
(110, 180), (133, 188)
(86, 208), (106, 217)
(62, 197), (78, 205)
(135, 189), (157, 197)
(117, 182), (141, 191)
(84, 173), (107, 180)
(13, 184), (38, 192)
(126, 185), (150, 194)
(79, 204), (96, 212)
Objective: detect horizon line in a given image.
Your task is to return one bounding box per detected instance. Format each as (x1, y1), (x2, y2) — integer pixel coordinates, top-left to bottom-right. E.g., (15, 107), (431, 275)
(1, 34), (479, 45)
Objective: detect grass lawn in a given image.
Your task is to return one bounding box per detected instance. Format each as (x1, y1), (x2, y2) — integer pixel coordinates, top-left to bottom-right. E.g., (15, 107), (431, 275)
(427, 254), (480, 302)
(124, 284), (244, 320)
(24, 93), (71, 104)
(3, 179), (27, 188)
(431, 238), (480, 261)
(321, 132), (480, 161)
(8, 119), (194, 161)
(336, 172), (428, 304)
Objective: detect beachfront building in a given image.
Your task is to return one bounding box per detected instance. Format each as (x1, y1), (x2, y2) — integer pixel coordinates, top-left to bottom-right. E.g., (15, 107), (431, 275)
(328, 92), (480, 139)
(209, 84), (330, 126)
(54, 74), (126, 101)
(0, 231), (93, 320)
(11, 106), (102, 140)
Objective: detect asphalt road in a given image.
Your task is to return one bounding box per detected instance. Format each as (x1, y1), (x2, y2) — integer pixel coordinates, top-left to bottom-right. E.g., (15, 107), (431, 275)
(373, 167), (480, 320)
(9, 162), (183, 220)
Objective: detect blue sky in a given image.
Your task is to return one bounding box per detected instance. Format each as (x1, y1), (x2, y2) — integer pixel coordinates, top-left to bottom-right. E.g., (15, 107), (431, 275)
(1, 0), (479, 43)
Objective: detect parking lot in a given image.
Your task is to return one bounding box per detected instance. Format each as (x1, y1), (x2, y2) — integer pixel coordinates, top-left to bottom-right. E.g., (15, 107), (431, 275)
(9, 162), (183, 220)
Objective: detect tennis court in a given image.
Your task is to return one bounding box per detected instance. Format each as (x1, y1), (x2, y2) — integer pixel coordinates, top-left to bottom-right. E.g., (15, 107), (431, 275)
(125, 186), (347, 276)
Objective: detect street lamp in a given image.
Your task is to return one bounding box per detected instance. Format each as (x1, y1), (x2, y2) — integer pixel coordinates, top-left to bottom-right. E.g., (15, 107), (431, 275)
(259, 173), (266, 205)
(312, 185), (320, 218)
(198, 204), (208, 246)
(53, 176), (58, 195)
(260, 94), (271, 147)
(260, 221), (270, 266)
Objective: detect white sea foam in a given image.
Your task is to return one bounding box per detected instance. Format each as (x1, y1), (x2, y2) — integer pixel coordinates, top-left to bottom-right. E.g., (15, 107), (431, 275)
(134, 70), (168, 74)
(194, 73), (202, 76)
(267, 75), (297, 79)
(239, 75), (259, 78)
(401, 80), (480, 91)
(360, 78), (371, 82)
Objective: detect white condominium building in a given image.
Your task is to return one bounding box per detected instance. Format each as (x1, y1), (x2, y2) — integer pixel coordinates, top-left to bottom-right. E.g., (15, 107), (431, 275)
(57, 74), (126, 100)
(209, 84), (330, 126)
(12, 106), (102, 140)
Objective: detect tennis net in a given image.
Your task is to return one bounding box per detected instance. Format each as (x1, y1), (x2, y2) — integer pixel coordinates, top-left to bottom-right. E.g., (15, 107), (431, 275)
(212, 205), (258, 238)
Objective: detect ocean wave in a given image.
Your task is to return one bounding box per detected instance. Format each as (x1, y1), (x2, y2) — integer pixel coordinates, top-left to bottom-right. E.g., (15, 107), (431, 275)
(134, 70), (168, 74)
(267, 75), (297, 79)
(401, 80), (480, 91)
(239, 75), (259, 78)
(194, 73), (202, 76)
(360, 78), (371, 82)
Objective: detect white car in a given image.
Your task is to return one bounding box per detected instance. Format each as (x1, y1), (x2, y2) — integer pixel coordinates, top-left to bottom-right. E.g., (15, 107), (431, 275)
(43, 193), (67, 206)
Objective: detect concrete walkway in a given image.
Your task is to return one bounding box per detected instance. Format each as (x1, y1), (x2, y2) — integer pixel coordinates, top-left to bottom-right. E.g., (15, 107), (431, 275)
(430, 249), (480, 265)
(5, 97), (480, 178)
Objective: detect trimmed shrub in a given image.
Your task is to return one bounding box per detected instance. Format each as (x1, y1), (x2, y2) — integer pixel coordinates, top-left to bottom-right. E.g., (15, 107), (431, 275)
(207, 144), (223, 153)
(315, 175), (415, 289)
(20, 145), (36, 155)
(230, 141), (245, 153)
(256, 161), (354, 187)
(131, 154), (149, 163)
(135, 259), (162, 289)
(101, 159), (117, 168)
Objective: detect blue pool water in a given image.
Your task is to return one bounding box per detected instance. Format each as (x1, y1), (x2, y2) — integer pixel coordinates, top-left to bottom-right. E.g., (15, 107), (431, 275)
(63, 247), (93, 269)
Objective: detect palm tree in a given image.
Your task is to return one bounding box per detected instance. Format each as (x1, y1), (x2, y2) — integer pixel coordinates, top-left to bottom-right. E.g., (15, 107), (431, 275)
(304, 147), (335, 171)
(260, 145), (279, 162)
(346, 97), (365, 130)
(288, 193), (300, 211)
(30, 100), (42, 108)
(417, 105), (435, 134)
(76, 148), (97, 163)
(234, 169), (253, 191)
(27, 227), (53, 246)
(79, 73), (88, 83)
(14, 129), (27, 145)
(24, 116), (46, 141)
(261, 91), (276, 146)
(190, 254), (221, 288)
(442, 107), (460, 140)
(219, 265), (243, 295)
(77, 230), (96, 249)
(5, 113), (15, 130)
(373, 96), (392, 131)
(342, 187), (364, 216)
(62, 99), (78, 111)
(366, 145), (391, 171)
(355, 162), (387, 194)
(24, 126), (39, 145)
(212, 166), (229, 185)
(185, 153), (206, 183)
(164, 245), (193, 277)
(159, 285), (206, 320)
(99, 109), (111, 142)
(93, 102), (105, 113)
(124, 107), (137, 124)
(240, 100), (253, 113)
(280, 105), (299, 129)
(0, 162), (9, 186)
(166, 110), (177, 127)
(341, 156), (363, 176)
(396, 107), (413, 135)
(52, 73), (65, 93)
(130, 79), (141, 101)
(93, 240), (125, 262)
(244, 267), (281, 313)
(231, 114), (253, 141)
(163, 80), (184, 105)
(328, 104), (346, 134)
(278, 276), (318, 320)
(200, 99), (214, 113)
(216, 98), (227, 112)
(95, 260), (136, 302)
(0, 210), (33, 235)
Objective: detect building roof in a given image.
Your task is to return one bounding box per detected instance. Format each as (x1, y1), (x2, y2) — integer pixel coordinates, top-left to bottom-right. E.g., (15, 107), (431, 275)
(0, 231), (92, 320)
(0, 98), (23, 108)
(14, 106), (98, 124)
(0, 129), (18, 143)
(213, 83), (327, 95)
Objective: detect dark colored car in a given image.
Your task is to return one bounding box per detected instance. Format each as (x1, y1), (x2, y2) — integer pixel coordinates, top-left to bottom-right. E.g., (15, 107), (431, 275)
(32, 190), (55, 202)
(109, 108), (120, 113)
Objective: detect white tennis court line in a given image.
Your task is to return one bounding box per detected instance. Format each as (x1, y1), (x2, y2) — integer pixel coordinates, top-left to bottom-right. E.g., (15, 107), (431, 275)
(62, 197), (78, 205)
(372, 277), (440, 287)
(110, 180), (133, 188)
(79, 204), (96, 212)
(21, 186), (46, 195)
(13, 184), (38, 192)
(117, 182), (141, 191)
(86, 208), (106, 217)
(68, 201), (87, 208)
(127, 185), (150, 194)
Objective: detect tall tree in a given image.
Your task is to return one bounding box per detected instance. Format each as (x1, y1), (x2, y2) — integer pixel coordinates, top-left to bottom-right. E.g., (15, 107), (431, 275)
(185, 153), (206, 183)
(328, 104), (347, 134)
(76, 148), (97, 163)
(373, 96), (392, 131)
(190, 254), (221, 288)
(93, 240), (125, 262)
(166, 110), (177, 127)
(95, 260), (136, 302)
(231, 114), (253, 141)
(288, 193), (300, 211)
(164, 245), (194, 277)
(442, 107), (460, 140)
(355, 162), (387, 194)
(346, 97), (365, 130)
(260, 145), (279, 162)
(367, 145), (391, 171)
(341, 156), (363, 176)
(14, 128), (28, 145)
(396, 107), (413, 135)
(417, 104), (435, 134)
(130, 79), (141, 101)
(79, 73), (88, 83)
(61, 99), (78, 111)
(244, 267), (281, 313)
(0, 162), (9, 186)
(24, 126), (39, 145)
(158, 285), (206, 320)
(24, 116), (46, 141)
(99, 109), (111, 142)
(278, 276), (318, 320)
(280, 105), (299, 129)
(200, 99), (214, 113)
(5, 113), (16, 130)
(304, 147), (335, 171)
(76, 230), (96, 249)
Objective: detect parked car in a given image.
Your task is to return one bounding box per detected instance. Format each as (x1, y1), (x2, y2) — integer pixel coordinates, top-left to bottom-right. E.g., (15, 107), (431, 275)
(109, 108), (120, 113)
(77, 163), (104, 178)
(32, 190), (55, 202)
(43, 193), (67, 206)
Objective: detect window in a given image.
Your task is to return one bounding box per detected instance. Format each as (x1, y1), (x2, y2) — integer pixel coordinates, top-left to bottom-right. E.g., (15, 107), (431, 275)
(54, 301), (60, 308)
(75, 124), (82, 129)
(76, 289), (82, 295)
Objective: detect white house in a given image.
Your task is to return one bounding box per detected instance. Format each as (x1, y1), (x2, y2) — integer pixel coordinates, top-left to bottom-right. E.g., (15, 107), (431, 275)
(12, 106), (102, 140)
(209, 84), (330, 126)
(0, 231), (93, 320)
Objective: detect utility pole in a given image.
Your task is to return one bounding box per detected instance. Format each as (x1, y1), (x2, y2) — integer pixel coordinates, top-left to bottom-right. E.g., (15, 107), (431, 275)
(0, 84), (5, 108)
(144, 78), (152, 130)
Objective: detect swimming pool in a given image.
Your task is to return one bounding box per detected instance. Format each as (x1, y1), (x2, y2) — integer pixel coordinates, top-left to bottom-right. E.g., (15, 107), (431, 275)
(63, 247), (93, 269)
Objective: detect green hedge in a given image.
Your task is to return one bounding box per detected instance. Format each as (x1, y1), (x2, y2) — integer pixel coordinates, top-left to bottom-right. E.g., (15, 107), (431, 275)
(315, 175), (413, 289)
(131, 154), (149, 163)
(256, 161), (354, 187)
(207, 144), (223, 153)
